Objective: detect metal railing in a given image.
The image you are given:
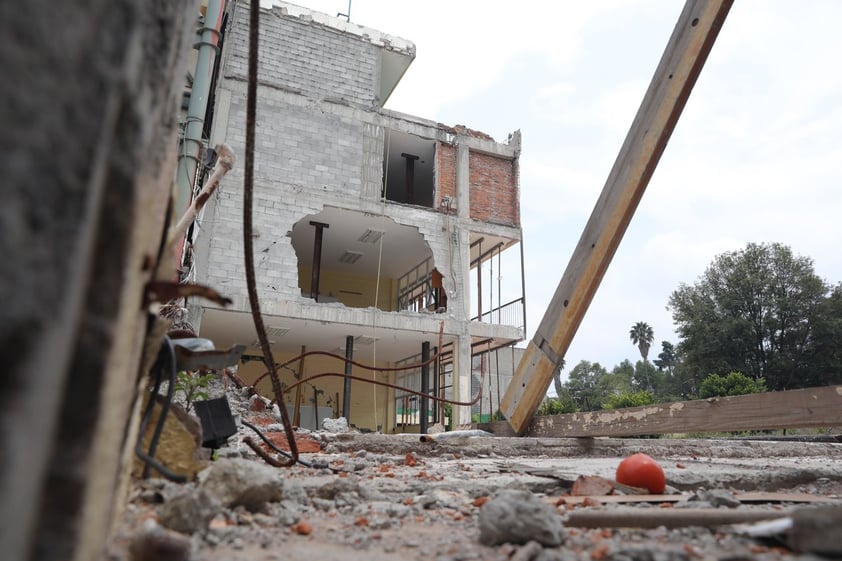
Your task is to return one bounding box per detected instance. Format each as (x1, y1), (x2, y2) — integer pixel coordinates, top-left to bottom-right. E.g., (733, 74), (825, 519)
(471, 297), (525, 329)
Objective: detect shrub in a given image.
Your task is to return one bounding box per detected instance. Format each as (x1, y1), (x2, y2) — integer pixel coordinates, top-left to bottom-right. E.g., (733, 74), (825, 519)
(603, 390), (655, 410)
(699, 371), (766, 398)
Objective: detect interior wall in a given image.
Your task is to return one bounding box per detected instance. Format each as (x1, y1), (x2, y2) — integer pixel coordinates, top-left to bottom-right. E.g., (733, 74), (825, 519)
(240, 351), (391, 432)
(297, 266), (397, 310)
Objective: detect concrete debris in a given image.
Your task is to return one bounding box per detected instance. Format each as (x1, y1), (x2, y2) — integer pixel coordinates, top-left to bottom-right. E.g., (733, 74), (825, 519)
(158, 488), (220, 534)
(419, 429), (494, 442)
(570, 475), (615, 496)
(128, 520), (191, 561)
(322, 416), (349, 433)
(477, 489), (565, 547)
(104, 375), (842, 560)
(741, 504), (842, 556)
(198, 458), (284, 512)
(687, 488), (742, 508)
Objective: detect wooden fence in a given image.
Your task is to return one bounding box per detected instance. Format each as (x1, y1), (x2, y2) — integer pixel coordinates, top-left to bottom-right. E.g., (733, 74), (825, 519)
(479, 385), (842, 438)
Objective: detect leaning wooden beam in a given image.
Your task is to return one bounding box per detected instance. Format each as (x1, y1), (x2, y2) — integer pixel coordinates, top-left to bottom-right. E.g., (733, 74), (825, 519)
(500, 0), (733, 434)
(488, 385), (842, 438)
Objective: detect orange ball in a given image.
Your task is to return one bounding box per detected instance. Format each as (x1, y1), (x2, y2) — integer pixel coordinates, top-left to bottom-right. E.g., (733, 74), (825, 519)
(615, 452), (666, 494)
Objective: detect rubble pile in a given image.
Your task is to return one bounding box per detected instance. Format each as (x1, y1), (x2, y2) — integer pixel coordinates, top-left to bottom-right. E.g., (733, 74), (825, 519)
(107, 376), (842, 561)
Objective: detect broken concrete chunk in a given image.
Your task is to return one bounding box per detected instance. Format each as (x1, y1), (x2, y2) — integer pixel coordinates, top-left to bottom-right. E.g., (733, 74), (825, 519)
(199, 458), (284, 512)
(789, 504), (842, 556)
(478, 489), (565, 547)
(689, 488), (741, 508)
(322, 416), (349, 433)
(128, 521), (191, 561)
(158, 488), (220, 534)
(570, 475), (615, 497)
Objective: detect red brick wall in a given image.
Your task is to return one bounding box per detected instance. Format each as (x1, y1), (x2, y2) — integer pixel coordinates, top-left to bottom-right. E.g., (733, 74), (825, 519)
(436, 142), (456, 209)
(469, 153), (519, 227)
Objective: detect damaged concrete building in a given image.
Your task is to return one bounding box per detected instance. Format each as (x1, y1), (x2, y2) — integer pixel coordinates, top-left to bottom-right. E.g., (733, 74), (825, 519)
(184, 1), (526, 431)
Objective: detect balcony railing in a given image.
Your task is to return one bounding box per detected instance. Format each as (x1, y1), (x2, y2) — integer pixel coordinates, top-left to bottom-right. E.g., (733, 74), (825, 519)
(471, 297), (525, 329)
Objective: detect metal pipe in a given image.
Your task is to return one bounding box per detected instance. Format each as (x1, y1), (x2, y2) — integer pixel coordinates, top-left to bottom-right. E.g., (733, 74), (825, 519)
(420, 341), (430, 434)
(476, 238), (482, 320)
(343, 335), (353, 420)
(176, 0), (225, 216)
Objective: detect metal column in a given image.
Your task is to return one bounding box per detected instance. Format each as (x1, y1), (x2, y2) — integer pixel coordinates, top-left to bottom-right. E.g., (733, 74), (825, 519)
(420, 341), (430, 434)
(343, 335), (353, 421)
(309, 221), (328, 300)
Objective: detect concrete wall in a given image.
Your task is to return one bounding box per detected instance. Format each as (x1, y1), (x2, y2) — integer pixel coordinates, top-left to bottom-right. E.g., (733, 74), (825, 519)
(0, 1), (196, 560)
(195, 1), (524, 429)
(224, 2), (381, 106)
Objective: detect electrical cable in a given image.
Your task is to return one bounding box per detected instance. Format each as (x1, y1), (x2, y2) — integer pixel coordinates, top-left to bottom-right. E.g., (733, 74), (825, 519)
(136, 336), (188, 482)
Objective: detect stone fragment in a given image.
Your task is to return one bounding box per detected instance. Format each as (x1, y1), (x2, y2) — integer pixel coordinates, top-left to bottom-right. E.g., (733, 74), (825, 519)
(322, 416), (349, 433)
(690, 488), (741, 508)
(789, 504), (842, 556)
(478, 489), (565, 547)
(199, 458), (284, 512)
(158, 488), (220, 534)
(570, 475), (615, 497)
(128, 521), (191, 561)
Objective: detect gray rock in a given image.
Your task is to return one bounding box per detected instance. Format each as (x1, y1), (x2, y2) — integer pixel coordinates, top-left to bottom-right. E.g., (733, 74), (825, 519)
(274, 501), (302, 526)
(282, 479), (309, 504)
(689, 488), (741, 508)
(322, 417), (349, 433)
(128, 521), (191, 561)
(199, 458), (284, 512)
(158, 488), (220, 534)
(314, 477), (360, 500)
(477, 489), (565, 547)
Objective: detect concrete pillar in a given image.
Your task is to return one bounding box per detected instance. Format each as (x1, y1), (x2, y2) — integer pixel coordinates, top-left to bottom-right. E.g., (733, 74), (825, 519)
(455, 140), (470, 220)
(0, 2), (197, 560)
(453, 333), (473, 428)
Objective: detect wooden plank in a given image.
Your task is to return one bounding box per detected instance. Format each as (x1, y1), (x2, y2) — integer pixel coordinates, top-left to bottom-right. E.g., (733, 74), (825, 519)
(556, 492), (833, 505)
(500, 0), (733, 434)
(501, 386), (842, 438)
(564, 508), (793, 529)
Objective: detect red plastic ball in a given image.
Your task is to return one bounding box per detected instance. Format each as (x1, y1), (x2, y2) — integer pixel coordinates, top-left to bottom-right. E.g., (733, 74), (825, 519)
(615, 452), (666, 494)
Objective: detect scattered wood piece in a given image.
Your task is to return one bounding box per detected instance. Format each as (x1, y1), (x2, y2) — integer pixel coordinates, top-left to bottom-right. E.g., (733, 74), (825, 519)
(565, 507), (792, 529)
(556, 492), (834, 506)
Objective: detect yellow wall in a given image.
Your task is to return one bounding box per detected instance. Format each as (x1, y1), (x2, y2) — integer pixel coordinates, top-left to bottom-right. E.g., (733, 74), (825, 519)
(298, 266), (397, 311)
(238, 349), (394, 432)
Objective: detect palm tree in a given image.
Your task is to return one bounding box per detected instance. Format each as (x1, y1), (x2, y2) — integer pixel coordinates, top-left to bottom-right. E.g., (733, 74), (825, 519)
(629, 321), (654, 391)
(629, 321), (654, 362)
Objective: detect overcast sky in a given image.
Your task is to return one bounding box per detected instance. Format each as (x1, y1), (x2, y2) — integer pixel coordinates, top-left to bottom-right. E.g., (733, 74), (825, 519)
(268, 0), (842, 383)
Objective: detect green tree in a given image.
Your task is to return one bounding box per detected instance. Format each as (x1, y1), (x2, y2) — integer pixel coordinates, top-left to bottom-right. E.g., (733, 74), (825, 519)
(565, 360), (610, 411)
(669, 242), (838, 391)
(629, 321), (654, 390)
(654, 341), (677, 377)
(603, 390), (655, 410)
(536, 387), (577, 416)
(699, 371), (766, 398)
(609, 360), (635, 394)
(808, 283), (842, 386)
